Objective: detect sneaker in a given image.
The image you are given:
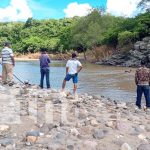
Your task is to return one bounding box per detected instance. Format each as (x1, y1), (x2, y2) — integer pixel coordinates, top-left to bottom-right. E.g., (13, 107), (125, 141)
(134, 106), (142, 112)
(2, 81), (7, 85)
(143, 106), (147, 111)
(8, 82), (14, 86)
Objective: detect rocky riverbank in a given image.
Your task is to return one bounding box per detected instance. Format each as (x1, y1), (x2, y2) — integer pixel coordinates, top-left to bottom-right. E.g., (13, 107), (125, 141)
(96, 37), (150, 67)
(0, 83), (150, 150)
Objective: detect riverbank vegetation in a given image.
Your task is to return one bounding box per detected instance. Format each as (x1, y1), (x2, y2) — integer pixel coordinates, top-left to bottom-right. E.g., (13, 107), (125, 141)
(0, 0), (149, 60)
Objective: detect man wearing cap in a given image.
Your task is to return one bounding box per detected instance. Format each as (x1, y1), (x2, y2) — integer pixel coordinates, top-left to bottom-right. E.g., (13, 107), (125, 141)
(1, 42), (15, 85)
(62, 53), (82, 94)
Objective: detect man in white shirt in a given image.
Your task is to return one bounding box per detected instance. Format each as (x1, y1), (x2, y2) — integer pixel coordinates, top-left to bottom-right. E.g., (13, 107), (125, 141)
(1, 42), (15, 85)
(62, 53), (82, 94)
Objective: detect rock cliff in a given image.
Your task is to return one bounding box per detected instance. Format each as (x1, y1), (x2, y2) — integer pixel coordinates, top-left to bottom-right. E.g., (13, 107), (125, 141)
(96, 37), (150, 67)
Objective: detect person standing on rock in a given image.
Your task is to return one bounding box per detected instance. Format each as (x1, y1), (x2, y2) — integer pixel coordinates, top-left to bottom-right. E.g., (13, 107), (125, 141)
(39, 48), (51, 89)
(62, 52), (82, 94)
(1, 42), (15, 86)
(135, 60), (150, 110)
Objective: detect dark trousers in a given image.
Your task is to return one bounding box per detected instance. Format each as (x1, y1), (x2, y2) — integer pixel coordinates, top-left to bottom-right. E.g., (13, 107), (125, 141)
(136, 85), (150, 108)
(40, 68), (50, 89)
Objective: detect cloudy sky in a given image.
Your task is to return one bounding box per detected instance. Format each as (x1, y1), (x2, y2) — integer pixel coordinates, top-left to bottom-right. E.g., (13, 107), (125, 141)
(0, 0), (141, 22)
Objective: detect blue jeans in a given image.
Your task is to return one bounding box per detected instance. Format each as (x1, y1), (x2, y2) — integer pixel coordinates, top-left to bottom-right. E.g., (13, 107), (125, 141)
(136, 85), (150, 108)
(40, 68), (50, 89)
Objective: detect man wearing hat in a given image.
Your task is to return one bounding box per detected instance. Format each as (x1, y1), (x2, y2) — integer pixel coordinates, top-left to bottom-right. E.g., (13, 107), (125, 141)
(1, 42), (15, 85)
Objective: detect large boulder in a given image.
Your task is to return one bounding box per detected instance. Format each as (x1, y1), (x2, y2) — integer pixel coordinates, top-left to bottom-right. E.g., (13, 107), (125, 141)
(137, 144), (150, 150)
(147, 43), (150, 51)
(143, 37), (150, 42)
(139, 41), (147, 50)
(129, 50), (144, 59)
(96, 36), (150, 67)
(134, 41), (141, 50)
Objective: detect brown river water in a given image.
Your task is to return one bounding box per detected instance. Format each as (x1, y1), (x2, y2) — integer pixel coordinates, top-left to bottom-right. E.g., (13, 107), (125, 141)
(0, 61), (137, 101)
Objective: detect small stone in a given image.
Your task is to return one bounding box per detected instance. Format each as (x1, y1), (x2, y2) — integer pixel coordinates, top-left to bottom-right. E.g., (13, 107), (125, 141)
(116, 120), (130, 131)
(137, 144), (150, 150)
(109, 115), (117, 119)
(51, 89), (58, 93)
(67, 145), (74, 150)
(25, 142), (31, 146)
(26, 136), (38, 143)
(45, 95), (53, 101)
(139, 125), (145, 130)
(46, 134), (52, 138)
(84, 120), (91, 126)
(83, 140), (97, 150)
(55, 132), (67, 140)
(38, 94), (44, 98)
(90, 119), (99, 127)
(105, 121), (116, 129)
(93, 129), (106, 139)
(26, 131), (40, 137)
(0, 139), (14, 147)
(20, 111), (28, 116)
(0, 125), (10, 132)
(6, 144), (16, 150)
(145, 126), (150, 132)
(53, 99), (62, 104)
(67, 95), (74, 99)
(130, 128), (140, 135)
(138, 134), (147, 141)
(48, 123), (55, 131)
(121, 143), (132, 150)
(70, 128), (80, 136)
(40, 124), (49, 134)
(117, 103), (127, 109)
(78, 110), (87, 120)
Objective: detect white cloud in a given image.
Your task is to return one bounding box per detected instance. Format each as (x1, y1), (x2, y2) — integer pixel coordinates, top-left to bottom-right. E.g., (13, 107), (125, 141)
(64, 2), (92, 18)
(106, 0), (141, 17)
(0, 0), (32, 22)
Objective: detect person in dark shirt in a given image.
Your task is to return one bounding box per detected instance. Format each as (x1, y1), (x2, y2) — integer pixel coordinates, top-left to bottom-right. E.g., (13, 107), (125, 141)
(135, 60), (150, 110)
(39, 48), (51, 89)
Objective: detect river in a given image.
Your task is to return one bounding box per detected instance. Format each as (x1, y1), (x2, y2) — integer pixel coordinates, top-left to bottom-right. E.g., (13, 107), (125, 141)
(0, 61), (137, 101)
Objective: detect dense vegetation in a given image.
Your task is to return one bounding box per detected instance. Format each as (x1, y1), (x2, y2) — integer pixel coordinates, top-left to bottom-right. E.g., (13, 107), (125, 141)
(0, 0), (149, 54)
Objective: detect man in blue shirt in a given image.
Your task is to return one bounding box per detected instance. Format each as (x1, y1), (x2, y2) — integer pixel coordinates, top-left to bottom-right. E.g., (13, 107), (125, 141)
(39, 48), (51, 89)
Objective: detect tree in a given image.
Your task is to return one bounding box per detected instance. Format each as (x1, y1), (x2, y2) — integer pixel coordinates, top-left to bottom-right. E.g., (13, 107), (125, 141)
(138, 0), (150, 12)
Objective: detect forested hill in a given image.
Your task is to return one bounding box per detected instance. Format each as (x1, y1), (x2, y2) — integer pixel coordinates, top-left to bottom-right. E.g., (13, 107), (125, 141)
(0, 9), (149, 57)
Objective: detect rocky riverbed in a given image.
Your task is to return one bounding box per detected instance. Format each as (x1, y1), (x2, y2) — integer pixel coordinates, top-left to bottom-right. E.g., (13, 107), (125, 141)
(0, 83), (150, 150)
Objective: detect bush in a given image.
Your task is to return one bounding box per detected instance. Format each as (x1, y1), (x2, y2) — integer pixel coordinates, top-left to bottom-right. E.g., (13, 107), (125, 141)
(118, 31), (139, 46)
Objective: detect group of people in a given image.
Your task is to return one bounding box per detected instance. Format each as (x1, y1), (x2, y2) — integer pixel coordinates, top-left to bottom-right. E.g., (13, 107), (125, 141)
(39, 48), (82, 93)
(1, 43), (83, 93)
(0, 42), (150, 110)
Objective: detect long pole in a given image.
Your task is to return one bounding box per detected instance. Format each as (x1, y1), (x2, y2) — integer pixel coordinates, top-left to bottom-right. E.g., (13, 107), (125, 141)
(0, 62), (25, 84)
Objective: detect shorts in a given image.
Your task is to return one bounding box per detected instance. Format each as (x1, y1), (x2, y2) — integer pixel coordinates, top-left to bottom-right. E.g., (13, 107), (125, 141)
(65, 74), (78, 83)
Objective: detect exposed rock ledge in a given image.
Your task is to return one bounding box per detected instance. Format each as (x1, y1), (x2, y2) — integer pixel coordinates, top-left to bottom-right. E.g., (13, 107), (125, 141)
(96, 37), (150, 67)
(0, 83), (150, 150)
